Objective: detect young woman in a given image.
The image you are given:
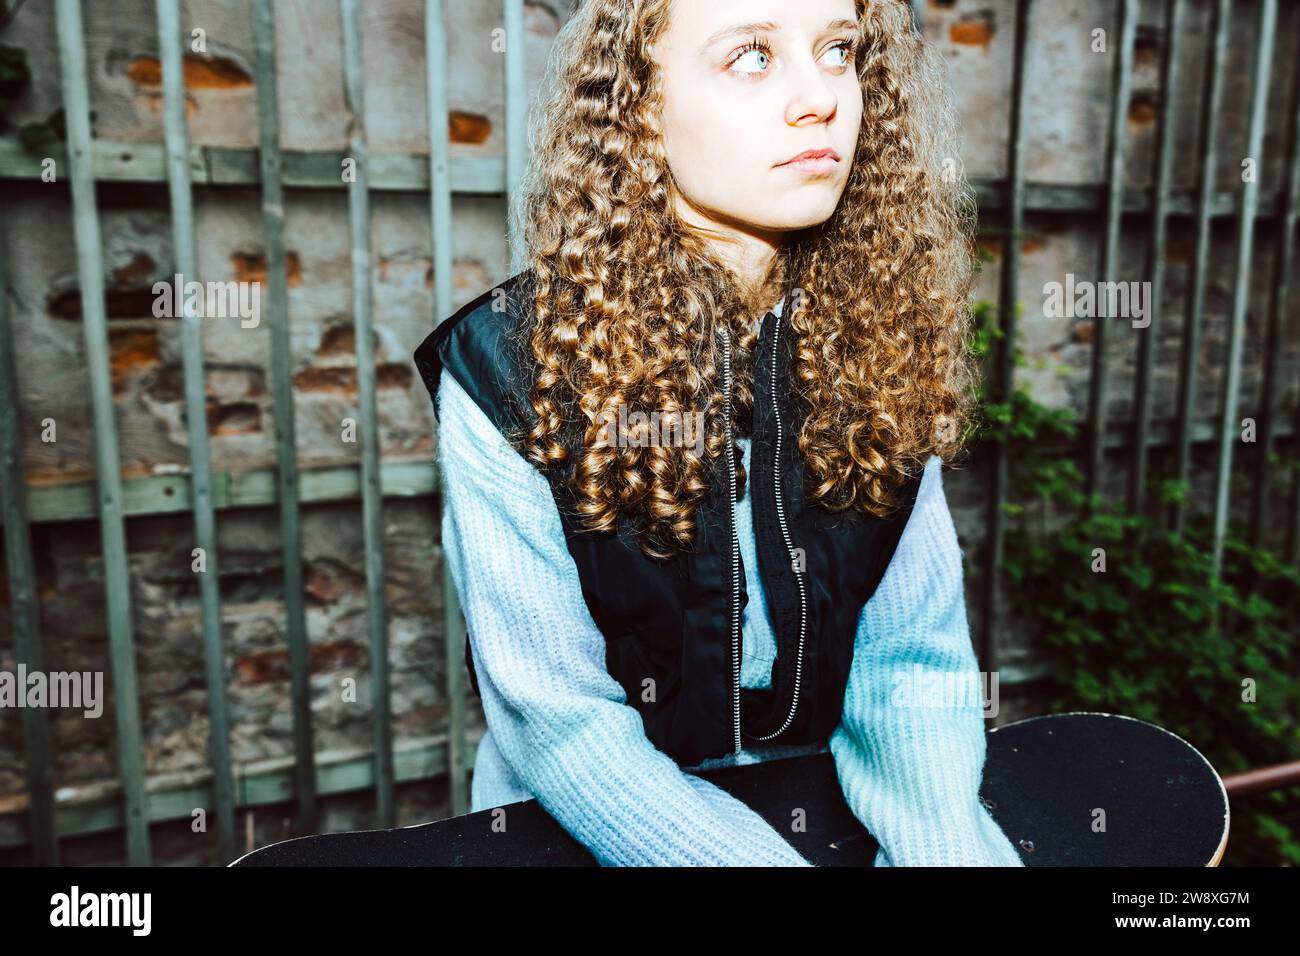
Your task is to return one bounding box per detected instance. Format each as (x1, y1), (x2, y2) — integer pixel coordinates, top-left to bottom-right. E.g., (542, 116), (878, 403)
(414, 0), (1024, 866)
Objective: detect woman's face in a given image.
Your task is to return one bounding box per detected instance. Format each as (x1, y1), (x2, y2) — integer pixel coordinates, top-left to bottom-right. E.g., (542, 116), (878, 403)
(653, 0), (863, 238)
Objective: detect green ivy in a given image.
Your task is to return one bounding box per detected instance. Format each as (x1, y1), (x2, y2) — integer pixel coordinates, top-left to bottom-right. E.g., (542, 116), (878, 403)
(968, 292), (1300, 867)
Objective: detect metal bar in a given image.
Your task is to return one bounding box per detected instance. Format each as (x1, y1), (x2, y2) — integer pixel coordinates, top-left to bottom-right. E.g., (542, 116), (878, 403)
(251, 0), (318, 838)
(425, 0), (454, 357)
(1210, 0), (1277, 580)
(503, 0), (527, 271)
(425, 0), (468, 818)
(340, 0), (394, 829)
(0, 733), (480, 849)
(9, 136), (1300, 221)
(154, 0), (236, 864)
(1171, 0), (1231, 534)
(1084, 0), (1138, 514)
(1250, 19), (1300, 551)
(0, 219), (59, 865)
(6, 407), (1292, 527)
(1222, 760), (1300, 799)
(52, 0), (151, 865)
(964, 178), (1289, 218)
(1129, 0), (1184, 521)
(3, 460), (439, 525)
(978, 0), (1032, 676)
(0, 138), (509, 193)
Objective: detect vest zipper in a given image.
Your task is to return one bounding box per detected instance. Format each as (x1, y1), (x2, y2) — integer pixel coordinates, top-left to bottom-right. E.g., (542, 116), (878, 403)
(717, 325), (743, 755)
(752, 306), (808, 740)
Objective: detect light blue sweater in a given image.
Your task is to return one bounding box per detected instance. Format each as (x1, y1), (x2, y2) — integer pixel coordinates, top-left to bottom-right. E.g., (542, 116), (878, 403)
(434, 315), (1024, 867)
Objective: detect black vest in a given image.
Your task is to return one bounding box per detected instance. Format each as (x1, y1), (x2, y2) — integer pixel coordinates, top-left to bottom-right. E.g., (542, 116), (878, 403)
(413, 270), (922, 766)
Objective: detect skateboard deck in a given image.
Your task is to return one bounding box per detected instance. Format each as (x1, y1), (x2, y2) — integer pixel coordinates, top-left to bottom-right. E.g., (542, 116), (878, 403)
(231, 712), (1228, 867)
(231, 748), (876, 866)
(980, 711), (1229, 866)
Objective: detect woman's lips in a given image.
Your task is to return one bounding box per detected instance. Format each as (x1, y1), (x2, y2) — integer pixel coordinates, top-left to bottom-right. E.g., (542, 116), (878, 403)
(776, 149), (840, 176)
(780, 156), (838, 175)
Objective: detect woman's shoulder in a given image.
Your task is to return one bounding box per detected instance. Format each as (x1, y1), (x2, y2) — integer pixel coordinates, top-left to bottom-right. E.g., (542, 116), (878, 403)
(414, 269), (538, 431)
(446, 269), (537, 335)
(414, 269), (533, 373)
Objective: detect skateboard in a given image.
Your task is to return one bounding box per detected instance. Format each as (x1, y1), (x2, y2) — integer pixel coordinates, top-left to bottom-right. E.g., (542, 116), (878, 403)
(980, 711), (1229, 866)
(230, 712), (1228, 867)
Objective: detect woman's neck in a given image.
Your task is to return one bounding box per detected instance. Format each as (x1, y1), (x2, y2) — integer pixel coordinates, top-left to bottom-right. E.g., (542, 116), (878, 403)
(671, 186), (786, 312)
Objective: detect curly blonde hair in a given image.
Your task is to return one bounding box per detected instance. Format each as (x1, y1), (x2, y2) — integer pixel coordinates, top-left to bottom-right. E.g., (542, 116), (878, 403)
(503, 0), (979, 560)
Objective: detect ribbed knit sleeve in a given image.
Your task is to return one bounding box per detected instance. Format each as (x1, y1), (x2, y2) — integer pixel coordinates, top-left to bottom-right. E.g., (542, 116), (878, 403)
(436, 367), (812, 867)
(828, 455), (1025, 867)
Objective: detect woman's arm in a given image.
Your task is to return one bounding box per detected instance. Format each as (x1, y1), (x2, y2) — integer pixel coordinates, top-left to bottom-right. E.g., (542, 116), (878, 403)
(829, 455), (1025, 867)
(436, 367), (811, 867)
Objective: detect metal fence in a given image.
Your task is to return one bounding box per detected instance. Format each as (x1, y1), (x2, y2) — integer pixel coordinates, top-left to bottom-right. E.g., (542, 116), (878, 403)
(0, 0), (1297, 866)
(978, 0), (1298, 672)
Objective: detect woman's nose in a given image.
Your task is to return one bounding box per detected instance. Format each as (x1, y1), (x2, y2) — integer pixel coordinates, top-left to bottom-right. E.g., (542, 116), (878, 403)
(784, 59), (839, 125)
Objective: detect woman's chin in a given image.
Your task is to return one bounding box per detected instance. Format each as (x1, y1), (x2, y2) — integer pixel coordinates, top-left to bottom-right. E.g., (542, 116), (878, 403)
(758, 201), (843, 233)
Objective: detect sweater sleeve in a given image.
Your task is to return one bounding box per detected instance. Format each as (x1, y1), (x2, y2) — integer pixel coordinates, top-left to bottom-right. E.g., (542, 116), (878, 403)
(828, 455), (1025, 867)
(435, 367), (812, 867)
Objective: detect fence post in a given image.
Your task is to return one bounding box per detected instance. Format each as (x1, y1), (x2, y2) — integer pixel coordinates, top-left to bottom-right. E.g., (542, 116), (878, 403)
(425, 0), (470, 818)
(1129, 0), (1186, 524)
(504, 0), (527, 272)
(1210, 0), (1278, 582)
(1084, 0), (1139, 513)
(979, 0), (1033, 676)
(1249, 30), (1300, 552)
(250, 0), (319, 840)
(53, 0), (152, 865)
(340, 0), (395, 829)
(0, 211), (60, 865)
(154, 0), (237, 863)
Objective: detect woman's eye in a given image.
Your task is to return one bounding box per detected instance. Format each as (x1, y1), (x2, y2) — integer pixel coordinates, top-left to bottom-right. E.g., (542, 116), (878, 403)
(728, 39), (856, 77)
(731, 47), (770, 75)
(825, 41), (855, 68)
